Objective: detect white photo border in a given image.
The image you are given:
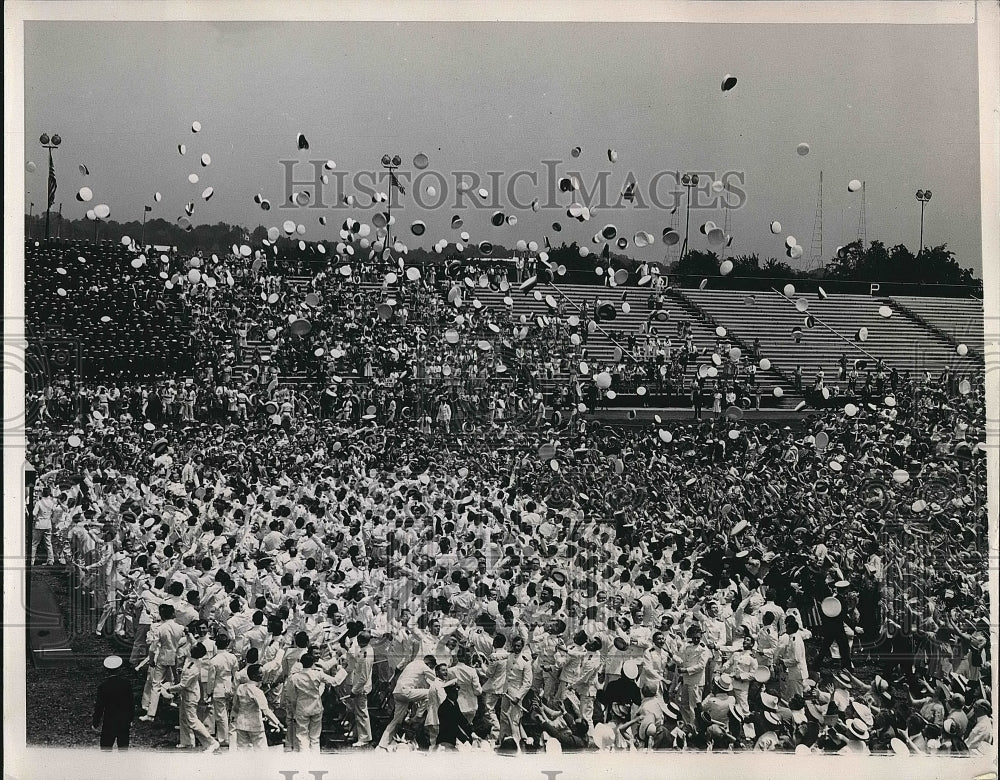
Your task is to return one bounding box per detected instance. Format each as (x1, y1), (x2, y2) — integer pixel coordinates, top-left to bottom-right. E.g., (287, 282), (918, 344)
(4, 2), (998, 779)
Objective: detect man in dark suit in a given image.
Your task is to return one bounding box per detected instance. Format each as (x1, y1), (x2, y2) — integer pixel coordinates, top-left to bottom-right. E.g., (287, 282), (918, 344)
(93, 655), (134, 750)
(691, 382), (703, 419)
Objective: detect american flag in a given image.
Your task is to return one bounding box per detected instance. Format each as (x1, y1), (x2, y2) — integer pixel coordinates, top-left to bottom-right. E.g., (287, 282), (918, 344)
(390, 171), (406, 195)
(47, 154), (56, 208)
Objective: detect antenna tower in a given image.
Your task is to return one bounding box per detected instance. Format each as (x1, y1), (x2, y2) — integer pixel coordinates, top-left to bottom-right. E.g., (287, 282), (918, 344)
(666, 206), (682, 264)
(856, 181), (868, 247)
(721, 203), (732, 260)
(808, 171), (823, 269)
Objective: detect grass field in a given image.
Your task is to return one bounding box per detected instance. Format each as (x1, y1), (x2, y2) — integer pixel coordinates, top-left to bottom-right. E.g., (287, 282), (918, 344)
(27, 568), (181, 750)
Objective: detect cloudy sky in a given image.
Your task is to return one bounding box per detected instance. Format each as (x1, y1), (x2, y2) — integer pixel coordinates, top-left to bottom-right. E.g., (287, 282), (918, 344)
(23, 19), (983, 272)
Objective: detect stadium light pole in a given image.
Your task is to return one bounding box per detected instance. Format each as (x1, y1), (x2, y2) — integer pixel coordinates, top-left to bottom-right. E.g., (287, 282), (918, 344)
(915, 189), (931, 255)
(382, 153), (401, 263)
(39, 133), (62, 240)
(680, 173), (699, 262)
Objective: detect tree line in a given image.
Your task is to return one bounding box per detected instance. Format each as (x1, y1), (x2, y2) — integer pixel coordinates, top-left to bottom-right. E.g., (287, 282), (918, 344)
(26, 214), (982, 295)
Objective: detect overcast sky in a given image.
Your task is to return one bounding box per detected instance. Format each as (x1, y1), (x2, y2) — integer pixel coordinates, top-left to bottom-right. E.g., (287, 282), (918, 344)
(23, 20), (983, 272)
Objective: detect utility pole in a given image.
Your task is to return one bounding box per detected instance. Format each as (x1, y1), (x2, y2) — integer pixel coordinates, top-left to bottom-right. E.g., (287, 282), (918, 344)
(680, 173), (699, 262)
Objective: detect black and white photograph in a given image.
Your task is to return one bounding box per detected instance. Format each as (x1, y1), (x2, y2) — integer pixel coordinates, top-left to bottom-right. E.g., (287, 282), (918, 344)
(4, 2), (999, 778)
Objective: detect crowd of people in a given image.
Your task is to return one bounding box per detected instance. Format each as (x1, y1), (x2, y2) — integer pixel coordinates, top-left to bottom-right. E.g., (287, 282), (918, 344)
(29, 238), (801, 424)
(28, 327), (990, 755)
(24, 236), (991, 757)
(25, 239), (196, 379)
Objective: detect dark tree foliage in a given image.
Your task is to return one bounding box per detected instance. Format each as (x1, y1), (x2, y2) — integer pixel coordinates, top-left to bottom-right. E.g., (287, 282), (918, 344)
(30, 215), (980, 294)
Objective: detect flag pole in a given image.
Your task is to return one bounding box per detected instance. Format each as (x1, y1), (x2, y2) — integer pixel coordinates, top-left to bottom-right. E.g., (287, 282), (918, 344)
(45, 147), (53, 240)
(141, 207), (147, 247)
